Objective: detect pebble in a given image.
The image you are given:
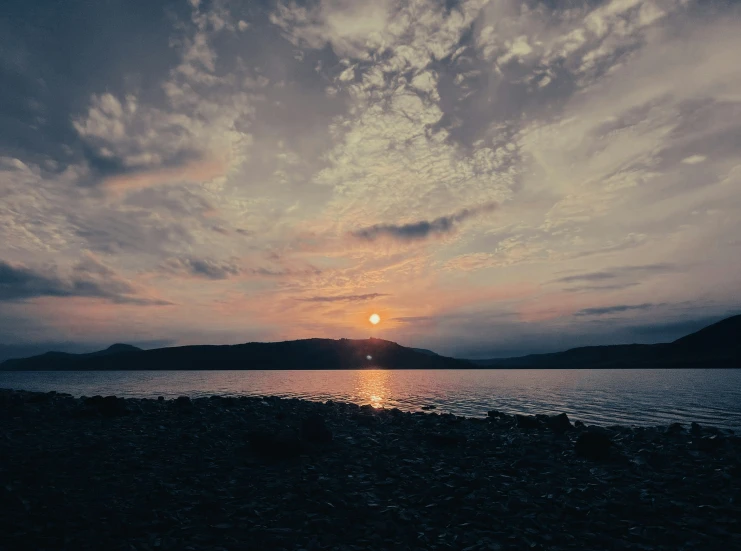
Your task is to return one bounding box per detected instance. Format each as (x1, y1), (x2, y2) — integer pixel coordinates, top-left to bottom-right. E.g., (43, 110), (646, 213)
(1, 389), (739, 551)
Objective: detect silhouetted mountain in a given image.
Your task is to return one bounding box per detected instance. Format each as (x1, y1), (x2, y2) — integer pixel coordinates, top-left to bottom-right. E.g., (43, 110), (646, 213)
(90, 343), (142, 356)
(410, 347), (439, 357)
(473, 314), (741, 368)
(2, 316), (739, 370)
(0, 338), (469, 371)
(1, 343), (143, 370)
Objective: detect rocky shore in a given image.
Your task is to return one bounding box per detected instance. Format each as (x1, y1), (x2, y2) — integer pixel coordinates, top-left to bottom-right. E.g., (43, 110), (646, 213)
(1, 389), (740, 551)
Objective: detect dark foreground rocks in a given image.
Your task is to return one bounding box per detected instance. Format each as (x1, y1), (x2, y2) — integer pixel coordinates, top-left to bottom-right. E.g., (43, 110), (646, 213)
(1, 390), (740, 551)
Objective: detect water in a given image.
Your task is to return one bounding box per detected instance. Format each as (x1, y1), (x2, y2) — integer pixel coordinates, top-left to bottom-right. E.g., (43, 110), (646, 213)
(2, 369), (741, 430)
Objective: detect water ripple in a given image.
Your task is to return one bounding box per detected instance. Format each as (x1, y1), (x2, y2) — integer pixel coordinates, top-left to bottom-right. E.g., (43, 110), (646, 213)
(1, 369), (740, 430)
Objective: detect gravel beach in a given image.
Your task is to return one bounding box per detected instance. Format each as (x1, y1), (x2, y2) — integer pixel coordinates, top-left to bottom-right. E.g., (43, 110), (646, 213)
(1, 389), (740, 551)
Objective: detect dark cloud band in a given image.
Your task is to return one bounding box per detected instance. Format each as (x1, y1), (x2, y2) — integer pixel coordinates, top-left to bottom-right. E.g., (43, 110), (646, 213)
(352, 203), (498, 242)
(300, 293), (388, 302)
(0, 259), (168, 305)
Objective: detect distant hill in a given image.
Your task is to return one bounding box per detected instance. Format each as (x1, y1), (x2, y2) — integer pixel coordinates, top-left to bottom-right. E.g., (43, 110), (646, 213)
(2, 315), (739, 370)
(1, 343), (143, 370)
(410, 347), (439, 357)
(0, 338), (469, 371)
(472, 314), (741, 368)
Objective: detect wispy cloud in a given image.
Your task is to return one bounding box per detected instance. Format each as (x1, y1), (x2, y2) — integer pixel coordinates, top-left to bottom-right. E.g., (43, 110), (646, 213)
(163, 257), (241, 280)
(300, 293), (388, 303)
(352, 203), (498, 242)
(554, 264), (676, 285)
(575, 303), (658, 317)
(392, 316), (435, 324)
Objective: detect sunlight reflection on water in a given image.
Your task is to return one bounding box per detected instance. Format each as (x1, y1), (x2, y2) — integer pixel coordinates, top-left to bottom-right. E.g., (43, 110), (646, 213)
(2, 368), (740, 430)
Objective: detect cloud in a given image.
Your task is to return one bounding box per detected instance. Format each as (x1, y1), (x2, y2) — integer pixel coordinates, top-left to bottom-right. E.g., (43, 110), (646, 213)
(575, 303), (658, 316)
(0, 258), (169, 305)
(562, 283), (641, 293)
(70, 0), (254, 192)
(681, 155), (707, 165)
(392, 316), (435, 324)
(3, 0), (741, 357)
(300, 292), (388, 302)
(352, 203), (497, 242)
(270, 0), (395, 59)
(553, 264), (676, 284)
(163, 257), (241, 280)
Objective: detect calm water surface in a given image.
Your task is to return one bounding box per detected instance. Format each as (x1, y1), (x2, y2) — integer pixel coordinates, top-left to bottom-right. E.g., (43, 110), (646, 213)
(2, 369), (740, 430)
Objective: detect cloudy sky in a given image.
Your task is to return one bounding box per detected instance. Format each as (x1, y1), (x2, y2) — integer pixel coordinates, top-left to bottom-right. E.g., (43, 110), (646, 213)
(1, 0), (740, 360)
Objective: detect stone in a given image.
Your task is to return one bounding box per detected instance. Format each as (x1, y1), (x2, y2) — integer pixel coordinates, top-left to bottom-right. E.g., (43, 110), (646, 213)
(515, 415), (541, 430)
(667, 423), (684, 434)
(247, 429), (304, 459)
(2, 388), (741, 551)
(487, 410), (507, 419)
(423, 432), (467, 447)
(26, 392), (52, 404)
(574, 420), (585, 429)
(300, 414), (333, 444)
(695, 435), (724, 452)
(691, 422), (702, 435)
(175, 396), (192, 407)
(421, 405), (437, 410)
(99, 395), (128, 417)
(546, 413), (573, 433)
(575, 431), (612, 460)
(82, 395), (128, 417)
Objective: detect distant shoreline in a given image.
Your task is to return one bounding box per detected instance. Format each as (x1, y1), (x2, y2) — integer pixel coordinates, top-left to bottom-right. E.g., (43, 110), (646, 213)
(3, 364), (740, 371)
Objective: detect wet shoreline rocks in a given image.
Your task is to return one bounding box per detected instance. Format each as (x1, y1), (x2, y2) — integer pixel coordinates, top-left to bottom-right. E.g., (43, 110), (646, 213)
(1, 389), (740, 550)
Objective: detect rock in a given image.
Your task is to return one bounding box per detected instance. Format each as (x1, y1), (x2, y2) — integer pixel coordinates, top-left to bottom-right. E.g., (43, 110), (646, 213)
(546, 413), (573, 433)
(157, 396), (164, 401)
(175, 396), (192, 407)
(575, 431), (612, 460)
(423, 432), (467, 447)
(81, 395), (128, 417)
(574, 420), (585, 429)
(667, 422), (684, 434)
(300, 414), (333, 444)
(515, 415), (541, 430)
(691, 422), (702, 435)
(247, 429), (304, 459)
(354, 413), (378, 426)
(421, 405), (436, 410)
(487, 410), (508, 419)
(695, 435), (724, 452)
(3, 388), (741, 551)
(26, 392), (52, 404)
(99, 395), (128, 417)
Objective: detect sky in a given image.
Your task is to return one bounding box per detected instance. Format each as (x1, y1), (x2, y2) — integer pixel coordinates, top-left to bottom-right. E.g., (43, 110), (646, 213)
(1, 0), (740, 361)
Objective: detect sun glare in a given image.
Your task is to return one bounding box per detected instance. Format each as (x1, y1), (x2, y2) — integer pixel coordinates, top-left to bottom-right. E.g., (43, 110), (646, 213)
(369, 313), (381, 325)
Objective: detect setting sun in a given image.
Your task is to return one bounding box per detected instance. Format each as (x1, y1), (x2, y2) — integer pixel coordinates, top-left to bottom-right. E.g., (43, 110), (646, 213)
(369, 313), (381, 325)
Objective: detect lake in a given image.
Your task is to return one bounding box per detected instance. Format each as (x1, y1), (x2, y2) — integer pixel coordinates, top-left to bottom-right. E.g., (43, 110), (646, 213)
(2, 369), (740, 430)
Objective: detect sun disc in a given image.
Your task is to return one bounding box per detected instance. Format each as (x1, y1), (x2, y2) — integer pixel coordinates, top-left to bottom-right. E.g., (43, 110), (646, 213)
(369, 313), (381, 325)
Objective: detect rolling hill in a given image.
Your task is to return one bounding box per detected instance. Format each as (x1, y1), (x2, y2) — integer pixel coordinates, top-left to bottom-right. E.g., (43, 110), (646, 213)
(473, 314), (741, 368)
(1, 315), (739, 370)
(0, 338), (469, 371)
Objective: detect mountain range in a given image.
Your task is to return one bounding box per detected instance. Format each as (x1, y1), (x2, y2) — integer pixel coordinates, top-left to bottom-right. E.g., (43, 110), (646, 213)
(1, 315), (739, 370)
